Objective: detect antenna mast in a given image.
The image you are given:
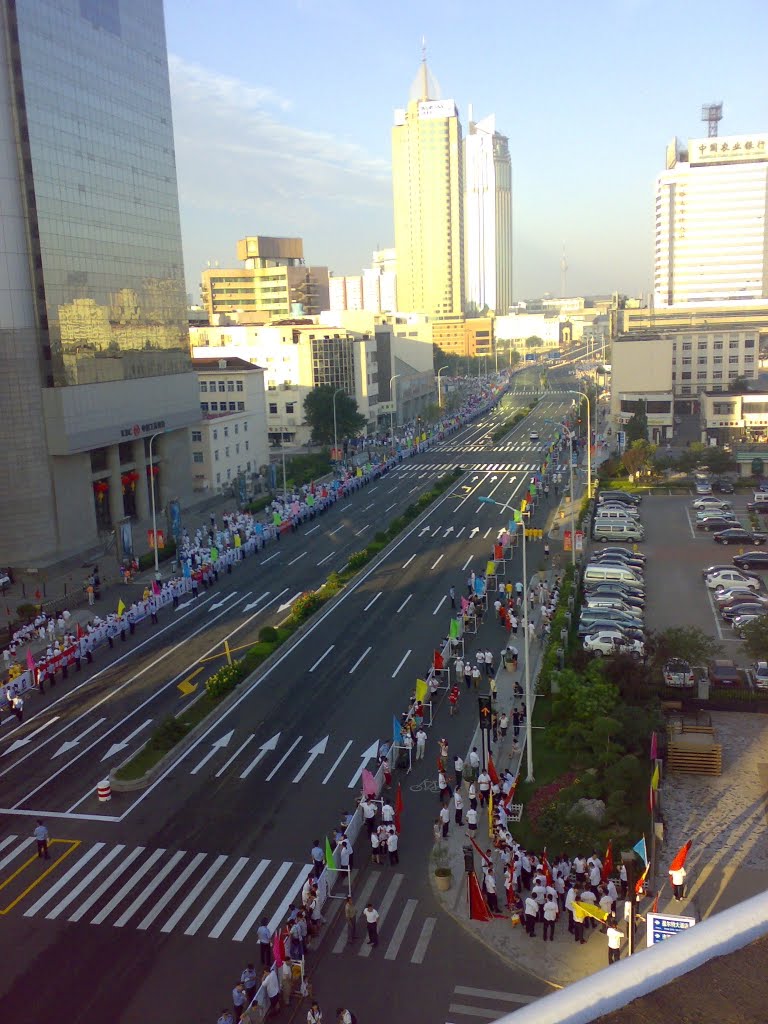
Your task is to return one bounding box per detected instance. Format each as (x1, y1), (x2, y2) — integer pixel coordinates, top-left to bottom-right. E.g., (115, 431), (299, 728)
(701, 103), (723, 137)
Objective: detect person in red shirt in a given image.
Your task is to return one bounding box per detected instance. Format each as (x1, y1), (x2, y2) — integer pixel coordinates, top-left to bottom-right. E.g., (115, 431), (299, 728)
(448, 686), (460, 716)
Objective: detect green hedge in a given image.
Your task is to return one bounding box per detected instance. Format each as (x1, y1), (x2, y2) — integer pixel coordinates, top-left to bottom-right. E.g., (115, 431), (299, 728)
(138, 538), (177, 570)
(537, 564), (576, 695)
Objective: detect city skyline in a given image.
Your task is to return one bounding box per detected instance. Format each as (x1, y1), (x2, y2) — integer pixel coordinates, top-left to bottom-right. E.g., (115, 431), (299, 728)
(165, 0), (768, 303)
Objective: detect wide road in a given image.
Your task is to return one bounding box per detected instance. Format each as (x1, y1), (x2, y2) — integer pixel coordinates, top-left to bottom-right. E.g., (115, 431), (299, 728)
(0, 369), (578, 1024)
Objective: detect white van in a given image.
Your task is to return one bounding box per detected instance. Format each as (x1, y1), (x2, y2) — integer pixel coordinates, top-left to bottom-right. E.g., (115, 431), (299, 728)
(595, 504), (641, 521)
(583, 562), (643, 585)
(593, 508), (641, 524)
(592, 521), (645, 543)
(751, 492), (768, 506)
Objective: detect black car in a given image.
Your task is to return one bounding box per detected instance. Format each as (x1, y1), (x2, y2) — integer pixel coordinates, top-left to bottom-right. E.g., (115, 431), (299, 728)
(713, 478), (735, 494)
(589, 551), (646, 571)
(584, 587), (645, 610)
(721, 601), (768, 622)
(733, 550), (768, 571)
(696, 517), (738, 532)
(714, 529), (767, 546)
(597, 491), (641, 506)
(585, 581), (645, 600)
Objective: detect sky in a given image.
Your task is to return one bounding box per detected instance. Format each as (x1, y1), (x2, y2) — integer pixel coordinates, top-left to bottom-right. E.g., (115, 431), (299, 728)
(164, 0), (768, 303)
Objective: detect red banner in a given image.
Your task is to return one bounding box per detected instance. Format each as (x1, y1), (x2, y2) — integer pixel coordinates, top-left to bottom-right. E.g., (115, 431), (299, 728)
(564, 530), (572, 551)
(147, 528), (165, 549)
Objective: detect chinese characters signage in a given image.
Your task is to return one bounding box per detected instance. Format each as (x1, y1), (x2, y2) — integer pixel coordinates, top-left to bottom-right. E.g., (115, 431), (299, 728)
(120, 420), (166, 440)
(691, 134), (767, 165)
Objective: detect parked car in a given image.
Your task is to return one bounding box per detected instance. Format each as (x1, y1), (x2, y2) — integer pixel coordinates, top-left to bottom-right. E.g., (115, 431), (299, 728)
(663, 658), (695, 688)
(583, 630), (644, 658)
(696, 517), (738, 532)
(695, 479), (713, 495)
(707, 659), (743, 687)
(589, 550), (646, 570)
(749, 661), (768, 688)
(579, 607), (644, 630)
(722, 602), (768, 623)
(733, 550), (768, 571)
(714, 529), (767, 546)
(701, 563), (740, 579)
(584, 595), (638, 614)
(715, 587), (768, 608)
(597, 491), (641, 506)
(593, 546), (646, 563)
(704, 569), (761, 591)
(581, 621), (645, 643)
(713, 478), (735, 494)
(692, 496), (732, 511)
(584, 586), (645, 610)
(696, 512), (738, 525)
(732, 614), (761, 637)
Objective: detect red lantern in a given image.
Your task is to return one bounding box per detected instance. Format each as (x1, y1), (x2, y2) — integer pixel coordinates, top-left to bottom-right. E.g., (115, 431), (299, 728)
(148, 465), (159, 477)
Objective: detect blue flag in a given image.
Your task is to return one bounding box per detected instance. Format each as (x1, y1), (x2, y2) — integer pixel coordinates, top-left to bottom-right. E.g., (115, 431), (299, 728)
(474, 578), (485, 597)
(633, 837), (648, 865)
(182, 561), (191, 578)
(393, 716), (402, 745)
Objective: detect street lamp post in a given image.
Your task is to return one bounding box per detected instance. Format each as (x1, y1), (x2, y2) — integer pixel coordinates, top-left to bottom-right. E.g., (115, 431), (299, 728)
(332, 387), (344, 469)
(148, 431), (163, 581)
(479, 496), (534, 782)
(437, 365), (449, 409)
(570, 389), (592, 499)
(389, 373), (401, 443)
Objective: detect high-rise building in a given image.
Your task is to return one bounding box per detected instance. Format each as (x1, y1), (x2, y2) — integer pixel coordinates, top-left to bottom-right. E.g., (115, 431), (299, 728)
(464, 113), (513, 314)
(0, 0), (199, 563)
(392, 57), (464, 317)
(654, 133), (768, 307)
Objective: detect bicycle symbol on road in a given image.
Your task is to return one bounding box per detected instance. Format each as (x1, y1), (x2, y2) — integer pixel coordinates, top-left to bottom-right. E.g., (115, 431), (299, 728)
(409, 779), (439, 793)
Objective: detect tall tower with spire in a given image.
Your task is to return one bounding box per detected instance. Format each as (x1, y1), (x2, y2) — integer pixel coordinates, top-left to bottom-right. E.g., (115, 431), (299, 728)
(391, 47), (464, 317)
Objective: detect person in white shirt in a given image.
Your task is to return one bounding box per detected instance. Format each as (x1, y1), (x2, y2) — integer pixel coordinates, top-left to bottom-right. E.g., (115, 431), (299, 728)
(573, 855), (587, 884)
(589, 860), (602, 888)
(606, 916), (623, 964)
(387, 829), (399, 865)
(336, 1010), (353, 1024)
(381, 800), (395, 825)
(370, 829), (381, 865)
(524, 895), (539, 937)
(453, 790), (464, 826)
(363, 902), (379, 946)
(466, 806), (478, 833)
(307, 1001), (323, 1023)
(415, 728), (427, 760)
(34, 820), (50, 860)
(361, 798), (377, 836)
(439, 804), (450, 839)
(670, 865), (686, 900)
(542, 894), (558, 941)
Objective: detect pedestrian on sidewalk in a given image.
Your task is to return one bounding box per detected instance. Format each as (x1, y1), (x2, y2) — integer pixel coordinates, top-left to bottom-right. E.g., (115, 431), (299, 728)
(256, 918), (271, 966)
(454, 790), (464, 826)
(463, 661), (473, 690)
(453, 754), (464, 790)
(500, 711), (508, 739)
(344, 896), (357, 944)
(439, 804), (450, 839)
(371, 829), (382, 865)
(449, 585), (456, 609)
(466, 806), (478, 834)
(524, 895), (538, 937)
(606, 916), (623, 964)
(241, 964), (259, 1005)
(484, 649), (494, 676)
(307, 1002), (323, 1024)
(232, 982), (248, 1020)
(12, 695), (23, 723)
(478, 769), (491, 807)
(468, 747), (480, 781)
(670, 864), (686, 900)
(364, 903), (379, 946)
(542, 894), (558, 941)
(415, 727), (427, 761)
(34, 819), (50, 860)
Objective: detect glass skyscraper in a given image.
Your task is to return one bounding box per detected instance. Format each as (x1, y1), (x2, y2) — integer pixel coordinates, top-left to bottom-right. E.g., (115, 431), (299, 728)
(0, 0), (199, 562)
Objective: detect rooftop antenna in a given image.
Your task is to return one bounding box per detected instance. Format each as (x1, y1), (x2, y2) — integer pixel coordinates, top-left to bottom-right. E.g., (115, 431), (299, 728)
(701, 102), (723, 137)
(560, 244), (568, 299)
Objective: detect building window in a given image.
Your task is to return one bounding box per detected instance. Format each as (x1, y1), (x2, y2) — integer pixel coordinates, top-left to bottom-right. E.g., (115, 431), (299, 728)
(682, 357), (691, 366)
(218, 381), (226, 392)
(244, 421), (248, 431)
(697, 357), (707, 365)
(227, 381), (235, 392)
(193, 451), (204, 463)
(200, 402), (209, 412)
(269, 403), (278, 414)
(247, 461), (251, 471)
(681, 371), (691, 380)
(286, 403), (295, 414)
(236, 380), (244, 391)
(729, 340), (739, 349)
(234, 424), (239, 435)
(236, 443), (240, 455)
(210, 402), (218, 411)
(728, 355), (739, 364)
(245, 440), (249, 451)
(227, 468), (232, 481)
(745, 355), (755, 363)
(213, 429), (218, 440)
(191, 430), (202, 442)
(713, 356), (723, 364)
(224, 427), (229, 438)
(713, 341), (723, 350)
(681, 386), (691, 394)
(214, 450), (219, 461)
(745, 339), (755, 348)
(696, 371), (707, 380)
(199, 382), (208, 392)
(225, 446), (230, 457)
(682, 342), (692, 351)
(216, 473), (221, 484)
(229, 402), (236, 411)
(208, 381), (216, 391)
(728, 371), (739, 379)
(237, 402), (245, 411)
(712, 371), (723, 380)
(697, 341), (707, 350)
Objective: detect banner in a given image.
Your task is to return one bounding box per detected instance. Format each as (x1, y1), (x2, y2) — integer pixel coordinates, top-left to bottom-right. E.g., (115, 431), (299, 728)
(564, 530), (572, 552)
(468, 872), (493, 922)
(147, 528), (165, 549)
(575, 531), (584, 552)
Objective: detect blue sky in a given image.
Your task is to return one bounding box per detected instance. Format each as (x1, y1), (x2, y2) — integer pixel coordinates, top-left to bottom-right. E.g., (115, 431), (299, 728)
(165, 0), (767, 303)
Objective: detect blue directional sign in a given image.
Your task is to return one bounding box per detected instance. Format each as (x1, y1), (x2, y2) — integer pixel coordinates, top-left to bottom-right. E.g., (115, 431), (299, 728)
(646, 912), (696, 947)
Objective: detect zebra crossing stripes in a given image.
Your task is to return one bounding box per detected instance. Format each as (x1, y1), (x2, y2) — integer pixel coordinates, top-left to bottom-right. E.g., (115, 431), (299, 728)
(446, 984), (539, 1023)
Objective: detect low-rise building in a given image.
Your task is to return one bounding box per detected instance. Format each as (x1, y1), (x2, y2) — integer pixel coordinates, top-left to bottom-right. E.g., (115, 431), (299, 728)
(700, 390), (768, 447)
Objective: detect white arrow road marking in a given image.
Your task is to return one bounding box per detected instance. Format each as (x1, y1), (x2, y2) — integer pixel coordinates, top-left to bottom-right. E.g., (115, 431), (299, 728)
(433, 595), (447, 616)
(292, 736), (329, 783)
(239, 732), (281, 780)
(347, 740), (380, 789)
(349, 646), (372, 674)
(4, 717), (60, 755)
(469, 527), (480, 538)
(176, 599), (195, 611)
(215, 734), (255, 778)
(490, 475), (498, 481)
(100, 720), (153, 762)
(278, 592), (302, 613)
(288, 551), (307, 566)
(241, 592), (270, 613)
(51, 719), (106, 758)
(309, 645), (334, 673)
(363, 592), (382, 612)
(456, 527), (466, 538)
(323, 741), (353, 784)
(391, 649), (411, 678)
(265, 735), (303, 782)
(190, 730), (234, 775)
(209, 592), (239, 612)
(443, 526), (454, 538)
(396, 594), (412, 614)
(418, 527), (431, 537)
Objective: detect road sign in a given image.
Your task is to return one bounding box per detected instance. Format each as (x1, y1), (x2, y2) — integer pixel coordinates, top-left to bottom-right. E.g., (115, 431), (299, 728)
(478, 695), (492, 731)
(646, 912), (695, 947)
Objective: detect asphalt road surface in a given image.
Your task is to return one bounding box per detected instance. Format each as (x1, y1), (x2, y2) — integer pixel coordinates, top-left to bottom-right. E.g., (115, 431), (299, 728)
(0, 368), (577, 1024)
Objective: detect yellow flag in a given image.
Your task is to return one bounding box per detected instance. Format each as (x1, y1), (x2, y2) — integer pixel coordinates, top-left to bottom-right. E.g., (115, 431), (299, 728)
(651, 763), (660, 791)
(415, 678), (428, 703)
(574, 900), (608, 923)
(486, 560), (496, 577)
(117, 599), (126, 617)
(488, 789), (494, 838)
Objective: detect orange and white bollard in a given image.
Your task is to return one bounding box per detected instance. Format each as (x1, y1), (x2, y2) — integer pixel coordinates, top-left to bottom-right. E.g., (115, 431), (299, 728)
(97, 779), (111, 802)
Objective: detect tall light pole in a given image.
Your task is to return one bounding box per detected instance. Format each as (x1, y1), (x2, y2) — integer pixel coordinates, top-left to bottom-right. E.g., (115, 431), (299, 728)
(546, 418), (576, 569)
(479, 496), (534, 781)
(437, 364), (449, 409)
(332, 387), (344, 468)
(570, 390), (592, 499)
(148, 431), (163, 581)
(389, 373), (401, 442)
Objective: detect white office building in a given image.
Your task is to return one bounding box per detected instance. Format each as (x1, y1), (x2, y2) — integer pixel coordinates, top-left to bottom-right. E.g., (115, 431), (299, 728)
(463, 113), (513, 314)
(654, 133), (768, 307)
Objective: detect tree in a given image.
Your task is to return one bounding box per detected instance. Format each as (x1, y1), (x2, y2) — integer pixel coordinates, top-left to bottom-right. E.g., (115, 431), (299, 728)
(624, 399), (648, 443)
(621, 439), (656, 478)
(740, 615), (768, 661)
(728, 376), (751, 393)
(648, 626), (721, 671)
(525, 336), (544, 349)
(303, 385), (366, 446)
(702, 446), (736, 475)
(676, 441), (707, 474)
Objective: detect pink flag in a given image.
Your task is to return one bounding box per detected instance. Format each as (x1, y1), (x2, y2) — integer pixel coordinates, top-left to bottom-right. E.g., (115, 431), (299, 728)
(26, 648), (35, 672)
(272, 929), (284, 967)
(650, 731), (658, 761)
(152, 580), (161, 596)
(362, 768), (378, 798)
(461, 596), (470, 613)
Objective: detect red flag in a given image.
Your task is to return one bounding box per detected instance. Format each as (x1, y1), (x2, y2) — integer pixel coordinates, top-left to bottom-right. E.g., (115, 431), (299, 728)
(394, 783), (404, 835)
(487, 755), (500, 787)
(503, 776), (518, 809)
(433, 649), (444, 671)
(272, 929), (284, 967)
(669, 840), (692, 873)
(635, 863), (650, 896)
(467, 834), (493, 868)
(602, 841), (614, 884)
(650, 731), (658, 761)
(651, 892), (660, 914)
(541, 848), (553, 886)
(468, 872), (493, 921)
(76, 622), (84, 640)
(152, 580), (161, 596)
(26, 648), (35, 672)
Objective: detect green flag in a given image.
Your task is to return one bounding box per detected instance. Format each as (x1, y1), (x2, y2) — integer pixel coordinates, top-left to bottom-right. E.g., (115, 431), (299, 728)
(513, 509), (522, 523)
(449, 617), (460, 640)
(325, 837), (336, 870)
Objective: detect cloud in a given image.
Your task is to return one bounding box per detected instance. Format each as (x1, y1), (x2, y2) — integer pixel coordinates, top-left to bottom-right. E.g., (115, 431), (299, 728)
(168, 55), (393, 285)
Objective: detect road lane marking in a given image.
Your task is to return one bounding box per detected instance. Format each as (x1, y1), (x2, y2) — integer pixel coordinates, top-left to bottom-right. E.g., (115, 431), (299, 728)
(385, 502), (397, 512)
(215, 734), (255, 778)
(384, 898), (417, 960)
(359, 872), (403, 957)
(452, 986), (537, 1005)
(137, 852), (206, 931)
(233, 861), (292, 942)
(462, 557), (473, 570)
(433, 595), (447, 616)
(332, 871), (379, 953)
(349, 647), (372, 674)
(355, 525), (370, 536)
(0, 838), (80, 915)
(431, 554), (444, 569)
(23, 842), (105, 917)
(329, 525), (345, 536)
(305, 525), (320, 535)
(265, 736), (303, 781)
(317, 552), (335, 566)
(267, 865), (307, 935)
(309, 646), (335, 673)
(260, 553), (280, 565)
(322, 740), (352, 784)
(67, 847), (146, 923)
(391, 650), (411, 678)
(161, 854), (228, 933)
(402, 554), (416, 569)
(287, 551), (307, 566)
(183, 856), (249, 936)
(363, 592), (382, 612)
(113, 850), (186, 928)
(411, 917), (437, 963)
(91, 848), (166, 925)
(207, 858), (269, 938)
(45, 844), (126, 920)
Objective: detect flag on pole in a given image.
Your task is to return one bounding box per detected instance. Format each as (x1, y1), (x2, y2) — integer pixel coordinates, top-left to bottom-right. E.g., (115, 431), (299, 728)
(152, 580), (161, 596)
(669, 840), (692, 873)
(574, 900), (609, 923)
(633, 836), (648, 866)
(362, 769), (377, 798)
(392, 716), (402, 744)
(116, 599), (126, 617)
(433, 649), (444, 671)
(76, 623), (84, 640)
(415, 678), (428, 703)
(449, 618), (460, 640)
(461, 596), (470, 613)
(651, 892), (660, 914)
(601, 841), (614, 883)
(272, 929), (285, 968)
(649, 731), (658, 761)
(542, 848), (553, 886)
(26, 648), (35, 672)
(486, 755), (500, 786)
(651, 764), (660, 790)
(324, 837), (336, 870)
(488, 790), (494, 838)
(485, 560), (496, 577)
(503, 776), (518, 809)
(635, 862), (650, 896)
(468, 872), (493, 922)
(467, 834), (493, 867)
(394, 783), (404, 834)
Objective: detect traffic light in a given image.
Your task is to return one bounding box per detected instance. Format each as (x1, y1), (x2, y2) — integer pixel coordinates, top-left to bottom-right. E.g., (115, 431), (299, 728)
(478, 695), (492, 730)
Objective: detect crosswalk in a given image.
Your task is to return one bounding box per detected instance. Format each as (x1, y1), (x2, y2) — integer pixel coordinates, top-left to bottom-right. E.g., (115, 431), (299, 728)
(0, 836), (436, 963)
(445, 984), (539, 1023)
(434, 442), (549, 454)
(395, 461), (539, 474)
